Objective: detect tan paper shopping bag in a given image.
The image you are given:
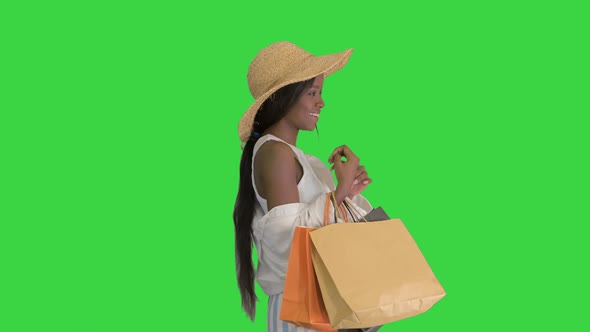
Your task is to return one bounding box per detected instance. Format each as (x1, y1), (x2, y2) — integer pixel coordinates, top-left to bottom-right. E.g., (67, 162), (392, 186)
(310, 217), (445, 329)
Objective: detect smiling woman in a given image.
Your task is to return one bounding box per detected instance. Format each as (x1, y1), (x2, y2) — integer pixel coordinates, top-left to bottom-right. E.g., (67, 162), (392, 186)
(232, 42), (374, 332)
(275, 75), (325, 135)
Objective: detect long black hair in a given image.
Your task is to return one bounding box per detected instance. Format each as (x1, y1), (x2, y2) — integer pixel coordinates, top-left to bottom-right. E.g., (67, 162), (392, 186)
(233, 78), (314, 320)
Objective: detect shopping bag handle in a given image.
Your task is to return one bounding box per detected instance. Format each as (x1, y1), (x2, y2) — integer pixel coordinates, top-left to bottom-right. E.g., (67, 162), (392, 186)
(323, 192), (349, 226)
(323, 193), (332, 226)
(331, 192), (349, 224)
(342, 198), (369, 223)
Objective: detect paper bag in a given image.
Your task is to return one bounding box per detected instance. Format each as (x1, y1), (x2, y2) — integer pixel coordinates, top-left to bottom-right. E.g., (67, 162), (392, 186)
(362, 206), (390, 222)
(279, 226), (336, 332)
(310, 215), (446, 329)
(279, 194), (337, 332)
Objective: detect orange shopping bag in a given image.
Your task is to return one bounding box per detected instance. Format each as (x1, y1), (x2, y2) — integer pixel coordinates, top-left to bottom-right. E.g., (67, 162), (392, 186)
(279, 193), (346, 332)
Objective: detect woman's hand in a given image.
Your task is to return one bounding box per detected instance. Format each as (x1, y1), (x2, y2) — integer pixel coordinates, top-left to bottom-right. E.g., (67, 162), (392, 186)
(349, 164), (371, 198)
(328, 145), (372, 203)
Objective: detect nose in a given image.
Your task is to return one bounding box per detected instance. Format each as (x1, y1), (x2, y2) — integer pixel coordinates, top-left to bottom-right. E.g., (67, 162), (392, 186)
(317, 96), (325, 109)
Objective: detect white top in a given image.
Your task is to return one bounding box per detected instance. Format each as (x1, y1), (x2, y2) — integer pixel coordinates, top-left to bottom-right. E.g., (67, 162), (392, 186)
(251, 134), (372, 295)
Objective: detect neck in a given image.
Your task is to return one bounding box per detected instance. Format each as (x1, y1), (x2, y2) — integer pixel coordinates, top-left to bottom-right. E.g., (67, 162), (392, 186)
(263, 122), (299, 146)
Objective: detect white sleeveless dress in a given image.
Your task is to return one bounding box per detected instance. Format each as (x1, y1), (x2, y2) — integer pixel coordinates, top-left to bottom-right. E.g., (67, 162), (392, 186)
(251, 134), (372, 332)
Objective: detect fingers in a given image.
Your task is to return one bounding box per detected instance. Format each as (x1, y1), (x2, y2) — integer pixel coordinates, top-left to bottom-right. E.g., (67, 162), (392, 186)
(328, 145), (359, 164)
(353, 166), (370, 185)
(330, 157), (343, 170)
(350, 175), (372, 197)
(358, 177), (372, 185)
(355, 166), (366, 177)
(328, 146), (344, 164)
(361, 178), (373, 186)
(353, 166), (364, 184)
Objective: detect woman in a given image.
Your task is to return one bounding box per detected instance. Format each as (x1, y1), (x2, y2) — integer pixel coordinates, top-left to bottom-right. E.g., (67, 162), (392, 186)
(234, 41), (373, 332)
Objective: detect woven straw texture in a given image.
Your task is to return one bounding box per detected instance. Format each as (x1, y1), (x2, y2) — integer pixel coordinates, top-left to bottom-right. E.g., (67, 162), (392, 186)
(238, 42), (353, 142)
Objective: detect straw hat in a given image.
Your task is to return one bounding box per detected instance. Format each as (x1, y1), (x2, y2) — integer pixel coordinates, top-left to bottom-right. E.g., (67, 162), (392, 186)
(238, 41), (353, 142)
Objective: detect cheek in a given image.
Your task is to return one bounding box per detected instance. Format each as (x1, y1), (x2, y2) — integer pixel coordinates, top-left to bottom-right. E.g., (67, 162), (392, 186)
(286, 105), (305, 122)
(299, 99), (314, 111)
(291, 102), (308, 116)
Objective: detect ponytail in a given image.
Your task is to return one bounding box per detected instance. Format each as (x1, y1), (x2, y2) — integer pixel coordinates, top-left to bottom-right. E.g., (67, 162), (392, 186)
(233, 137), (259, 320)
(233, 77), (314, 320)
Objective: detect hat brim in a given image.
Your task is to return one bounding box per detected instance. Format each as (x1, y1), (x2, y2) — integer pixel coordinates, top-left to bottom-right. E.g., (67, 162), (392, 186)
(238, 48), (353, 143)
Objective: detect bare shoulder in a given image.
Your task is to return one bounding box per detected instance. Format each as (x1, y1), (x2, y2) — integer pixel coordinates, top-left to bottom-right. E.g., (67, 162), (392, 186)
(253, 140), (299, 207)
(256, 140), (294, 165)
(254, 140), (296, 184)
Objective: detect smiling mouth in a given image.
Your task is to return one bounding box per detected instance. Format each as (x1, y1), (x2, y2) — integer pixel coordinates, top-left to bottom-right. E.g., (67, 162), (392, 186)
(308, 113), (319, 118)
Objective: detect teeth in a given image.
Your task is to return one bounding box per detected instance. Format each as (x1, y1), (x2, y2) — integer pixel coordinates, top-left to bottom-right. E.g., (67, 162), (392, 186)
(308, 113), (319, 117)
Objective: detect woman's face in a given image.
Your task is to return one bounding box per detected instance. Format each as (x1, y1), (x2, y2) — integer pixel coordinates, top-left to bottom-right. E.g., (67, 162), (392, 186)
(284, 75), (325, 132)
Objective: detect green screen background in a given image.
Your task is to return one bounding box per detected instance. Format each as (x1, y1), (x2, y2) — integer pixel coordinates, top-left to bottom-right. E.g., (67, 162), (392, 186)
(1, 1), (588, 331)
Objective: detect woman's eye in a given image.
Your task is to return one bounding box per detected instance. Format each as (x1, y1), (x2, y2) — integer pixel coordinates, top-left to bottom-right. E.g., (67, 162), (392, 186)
(309, 92), (317, 96)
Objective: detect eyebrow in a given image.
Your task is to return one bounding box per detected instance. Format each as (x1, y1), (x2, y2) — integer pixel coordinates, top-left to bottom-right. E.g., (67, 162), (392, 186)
(311, 85), (322, 89)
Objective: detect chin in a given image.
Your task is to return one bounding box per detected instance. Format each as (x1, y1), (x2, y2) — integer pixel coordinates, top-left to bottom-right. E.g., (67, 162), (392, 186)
(303, 126), (316, 132)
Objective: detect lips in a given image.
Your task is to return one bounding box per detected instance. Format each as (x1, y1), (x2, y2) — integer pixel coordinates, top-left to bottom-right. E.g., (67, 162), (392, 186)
(308, 112), (320, 118)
